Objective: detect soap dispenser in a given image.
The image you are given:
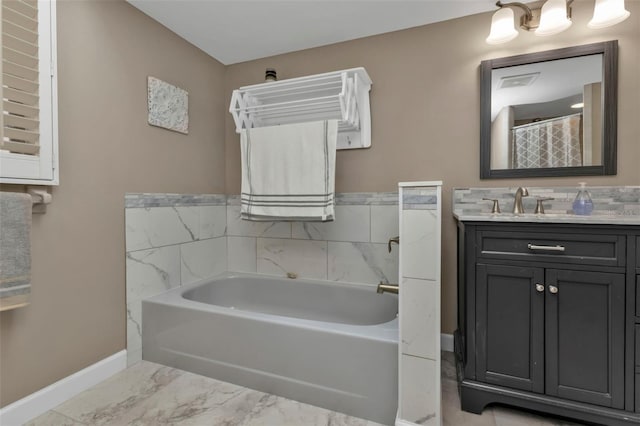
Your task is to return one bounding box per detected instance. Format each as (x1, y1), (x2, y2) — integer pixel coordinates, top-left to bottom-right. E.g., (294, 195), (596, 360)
(572, 182), (594, 215)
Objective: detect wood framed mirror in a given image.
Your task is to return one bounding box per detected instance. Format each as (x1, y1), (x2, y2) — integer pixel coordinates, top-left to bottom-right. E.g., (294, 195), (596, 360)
(480, 41), (618, 179)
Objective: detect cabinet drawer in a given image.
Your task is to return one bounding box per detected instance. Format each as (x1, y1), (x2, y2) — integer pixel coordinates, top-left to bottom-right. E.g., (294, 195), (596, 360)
(477, 231), (625, 267)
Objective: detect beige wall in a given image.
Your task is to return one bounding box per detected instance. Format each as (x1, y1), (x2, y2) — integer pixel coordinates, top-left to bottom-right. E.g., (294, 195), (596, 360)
(0, 0), (226, 406)
(225, 1), (640, 334)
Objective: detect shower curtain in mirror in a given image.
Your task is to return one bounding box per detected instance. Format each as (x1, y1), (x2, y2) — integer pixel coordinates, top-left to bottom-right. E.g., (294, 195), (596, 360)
(512, 113), (583, 169)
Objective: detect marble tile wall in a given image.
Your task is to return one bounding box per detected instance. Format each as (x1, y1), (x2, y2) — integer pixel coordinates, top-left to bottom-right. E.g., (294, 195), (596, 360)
(398, 184), (442, 426)
(225, 193), (400, 285)
(454, 186), (640, 216)
(126, 192), (400, 366)
(125, 194), (227, 366)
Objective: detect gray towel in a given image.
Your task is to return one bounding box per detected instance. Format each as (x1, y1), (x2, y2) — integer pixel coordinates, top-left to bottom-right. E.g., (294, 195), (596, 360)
(0, 192), (32, 311)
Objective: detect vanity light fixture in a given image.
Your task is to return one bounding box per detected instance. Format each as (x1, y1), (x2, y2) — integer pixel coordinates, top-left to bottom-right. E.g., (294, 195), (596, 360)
(486, 0), (573, 44)
(486, 0), (631, 44)
(571, 102), (584, 109)
(588, 0), (631, 28)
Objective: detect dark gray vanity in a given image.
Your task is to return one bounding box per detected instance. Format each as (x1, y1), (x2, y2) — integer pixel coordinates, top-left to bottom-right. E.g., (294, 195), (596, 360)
(455, 210), (640, 425)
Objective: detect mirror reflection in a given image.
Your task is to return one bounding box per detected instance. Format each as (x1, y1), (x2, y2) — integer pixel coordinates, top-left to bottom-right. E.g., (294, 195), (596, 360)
(480, 41), (617, 179)
(490, 54), (603, 171)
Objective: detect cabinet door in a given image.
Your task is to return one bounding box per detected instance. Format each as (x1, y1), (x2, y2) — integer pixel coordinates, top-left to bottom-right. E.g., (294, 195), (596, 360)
(476, 264), (544, 393)
(545, 269), (625, 409)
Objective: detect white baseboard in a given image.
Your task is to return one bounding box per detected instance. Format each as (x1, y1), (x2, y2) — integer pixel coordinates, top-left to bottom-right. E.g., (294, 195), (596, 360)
(0, 350), (126, 426)
(441, 333), (454, 352)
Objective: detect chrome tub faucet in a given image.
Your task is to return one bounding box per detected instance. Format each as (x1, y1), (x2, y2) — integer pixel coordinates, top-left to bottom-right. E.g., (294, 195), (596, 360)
(377, 282), (399, 294)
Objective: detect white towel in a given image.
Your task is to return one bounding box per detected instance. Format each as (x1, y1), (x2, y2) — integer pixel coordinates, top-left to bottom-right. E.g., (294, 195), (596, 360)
(240, 120), (338, 221)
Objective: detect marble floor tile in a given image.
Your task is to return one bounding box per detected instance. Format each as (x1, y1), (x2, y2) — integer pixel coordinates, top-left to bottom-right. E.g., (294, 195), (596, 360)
(25, 411), (86, 426)
(54, 362), (182, 425)
(240, 394), (384, 426)
(442, 379), (497, 426)
(114, 371), (266, 425)
(29, 355), (591, 426)
(493, 406), (587, 426)
(440, 352), (588, 426)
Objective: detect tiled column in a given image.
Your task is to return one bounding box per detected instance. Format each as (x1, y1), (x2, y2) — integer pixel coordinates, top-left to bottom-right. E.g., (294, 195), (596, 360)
(397, 182), (442, 426)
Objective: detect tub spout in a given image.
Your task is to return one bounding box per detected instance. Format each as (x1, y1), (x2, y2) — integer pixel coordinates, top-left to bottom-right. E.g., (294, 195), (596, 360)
(377, 282), (399, 294)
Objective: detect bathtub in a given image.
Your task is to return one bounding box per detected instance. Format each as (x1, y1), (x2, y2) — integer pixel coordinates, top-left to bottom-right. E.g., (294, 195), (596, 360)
(142, 272), (398, 425)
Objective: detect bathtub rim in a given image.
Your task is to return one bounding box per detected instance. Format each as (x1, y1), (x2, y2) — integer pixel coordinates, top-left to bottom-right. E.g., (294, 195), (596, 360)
(143, 271), (398, 343)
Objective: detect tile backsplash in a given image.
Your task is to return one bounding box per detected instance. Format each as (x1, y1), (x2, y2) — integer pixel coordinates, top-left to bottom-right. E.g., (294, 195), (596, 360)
(226, 195), (399, 283)
(125, 192), (400, 366)
(454, 186), (640, 216)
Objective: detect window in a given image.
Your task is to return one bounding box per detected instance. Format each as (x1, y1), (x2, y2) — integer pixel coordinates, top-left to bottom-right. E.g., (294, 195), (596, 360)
(1, 0), (58, 185)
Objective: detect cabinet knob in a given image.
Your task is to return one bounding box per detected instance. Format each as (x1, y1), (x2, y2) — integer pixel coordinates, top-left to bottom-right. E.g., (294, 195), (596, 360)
(535, 284), (545, 292)
(549, 285), (559, 294)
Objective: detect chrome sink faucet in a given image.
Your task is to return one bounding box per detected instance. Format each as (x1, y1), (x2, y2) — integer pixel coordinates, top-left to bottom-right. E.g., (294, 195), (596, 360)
(513, 187), (529, 214)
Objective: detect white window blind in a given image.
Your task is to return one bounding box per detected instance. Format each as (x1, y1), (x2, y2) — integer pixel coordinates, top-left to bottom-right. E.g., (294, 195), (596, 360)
(1, 0), (40, 156)
(0, 0), (57, 184)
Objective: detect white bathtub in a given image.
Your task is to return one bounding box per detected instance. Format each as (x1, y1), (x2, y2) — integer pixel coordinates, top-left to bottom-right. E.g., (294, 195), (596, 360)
(142, 272), (399, 425)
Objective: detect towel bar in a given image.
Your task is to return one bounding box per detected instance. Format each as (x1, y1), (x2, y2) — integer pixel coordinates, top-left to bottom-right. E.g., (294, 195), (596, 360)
(27, 186), (52, 213)
(229, 68), (372, 150)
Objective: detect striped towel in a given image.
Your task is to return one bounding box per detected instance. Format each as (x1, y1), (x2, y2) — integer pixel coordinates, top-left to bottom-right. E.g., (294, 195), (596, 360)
(0, 192), (32, 311)
(240, 120), (338, 221)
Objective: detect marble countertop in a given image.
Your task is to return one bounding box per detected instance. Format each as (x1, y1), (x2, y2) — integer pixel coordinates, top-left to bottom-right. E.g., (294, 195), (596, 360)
(454, 212), (640, 225)
(453, 186), (640, 226)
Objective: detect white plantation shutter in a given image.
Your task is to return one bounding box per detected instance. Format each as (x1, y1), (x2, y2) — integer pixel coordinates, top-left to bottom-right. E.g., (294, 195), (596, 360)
(1, 0), (40, 156)
(0, 0), (57, 184)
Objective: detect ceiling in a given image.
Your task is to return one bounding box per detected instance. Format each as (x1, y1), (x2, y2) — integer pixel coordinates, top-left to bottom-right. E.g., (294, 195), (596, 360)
(127, 0), (498, 65)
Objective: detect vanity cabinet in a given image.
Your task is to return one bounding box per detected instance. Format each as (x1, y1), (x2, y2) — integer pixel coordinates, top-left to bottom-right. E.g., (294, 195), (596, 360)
(456, 222), (640, 426)
(476, 265), (625, 408)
